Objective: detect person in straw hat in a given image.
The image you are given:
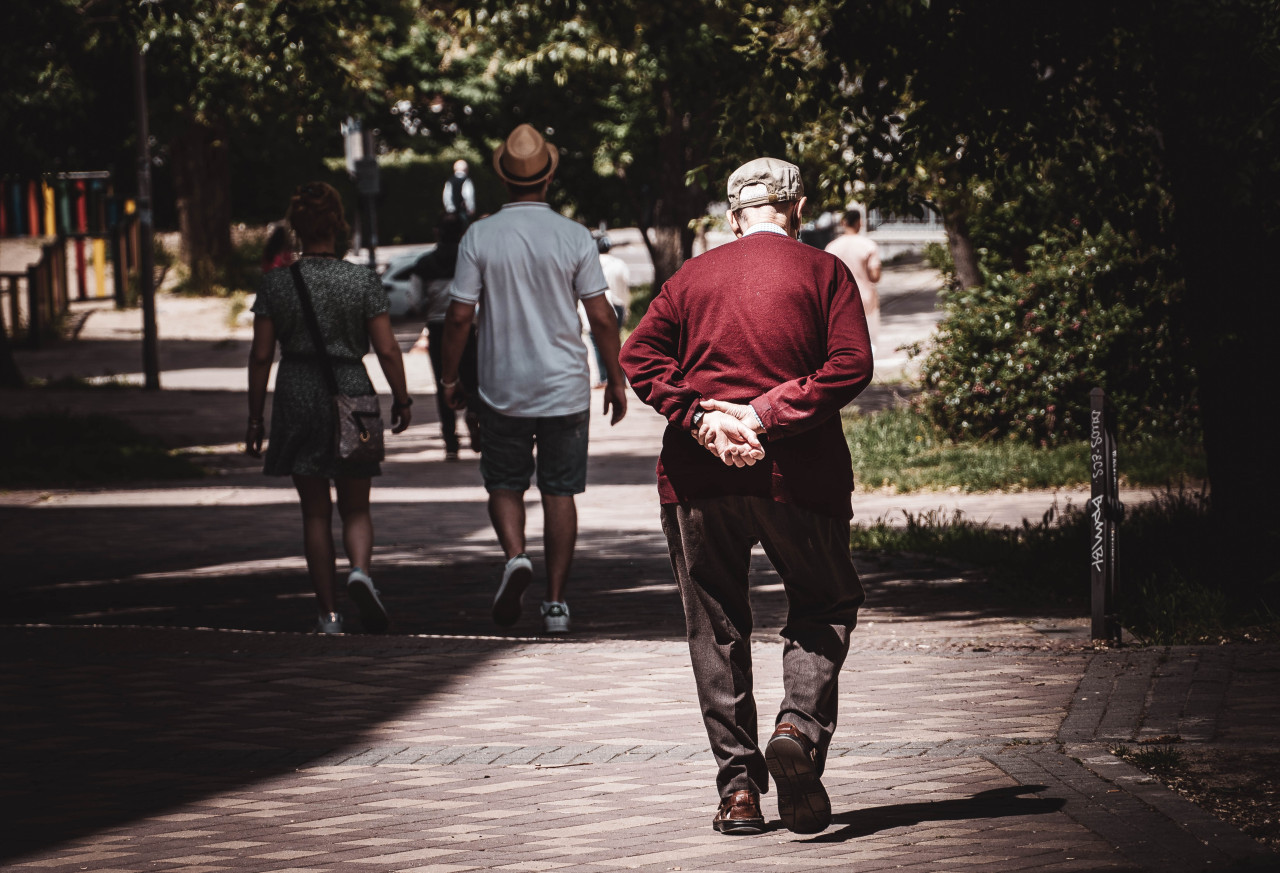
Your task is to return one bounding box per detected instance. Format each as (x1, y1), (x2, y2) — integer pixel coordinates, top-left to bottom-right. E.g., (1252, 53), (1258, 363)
(621, 157), (873, 835)
(438, 123), (628, 635)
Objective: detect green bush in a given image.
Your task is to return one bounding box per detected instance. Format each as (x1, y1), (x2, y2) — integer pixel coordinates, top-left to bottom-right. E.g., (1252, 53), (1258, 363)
(914, 223), (1197, 445)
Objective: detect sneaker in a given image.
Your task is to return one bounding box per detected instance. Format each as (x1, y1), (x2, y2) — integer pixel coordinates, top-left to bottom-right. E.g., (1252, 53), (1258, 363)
(317, 612), (344, 634)
(765, 722), (831, 834)
(346, 568), (389, 634)
(541, 600), (571, 634)
(445, 447), (460, 461)
(492, 554), (533, 627)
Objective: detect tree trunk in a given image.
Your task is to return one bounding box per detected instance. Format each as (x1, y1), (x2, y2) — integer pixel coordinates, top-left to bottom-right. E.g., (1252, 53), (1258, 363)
(638, 86), (705, 291)
(1150, 1), (1279, 594)
(643, 225), (685, 292)
(939, 198), (982, 290)
(170, 118), (232, 292)
(0, 315), (24, 388)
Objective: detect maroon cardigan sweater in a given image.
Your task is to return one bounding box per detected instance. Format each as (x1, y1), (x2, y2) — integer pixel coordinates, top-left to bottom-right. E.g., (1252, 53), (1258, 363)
(621, 231), (873, 519)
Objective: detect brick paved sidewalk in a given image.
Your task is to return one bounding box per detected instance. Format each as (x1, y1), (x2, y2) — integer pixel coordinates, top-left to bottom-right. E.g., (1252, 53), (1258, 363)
(3, 626), (1275, 872)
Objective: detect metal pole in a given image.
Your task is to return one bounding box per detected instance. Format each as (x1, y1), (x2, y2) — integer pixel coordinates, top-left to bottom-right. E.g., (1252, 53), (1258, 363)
(134, 49), (161, 390)
(360, 127), (378, 271)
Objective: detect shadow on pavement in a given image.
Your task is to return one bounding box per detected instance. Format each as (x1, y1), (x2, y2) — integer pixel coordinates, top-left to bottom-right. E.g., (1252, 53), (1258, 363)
(808, 785), (1066, 842)
(0, 626), (503, 863)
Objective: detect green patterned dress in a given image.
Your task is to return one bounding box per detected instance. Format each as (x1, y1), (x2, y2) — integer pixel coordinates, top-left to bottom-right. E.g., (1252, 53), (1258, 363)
(252, 257), (390, 479)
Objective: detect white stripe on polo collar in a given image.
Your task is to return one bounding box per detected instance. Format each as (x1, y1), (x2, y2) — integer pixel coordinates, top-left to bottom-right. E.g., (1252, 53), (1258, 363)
(742, 222), (790, 237)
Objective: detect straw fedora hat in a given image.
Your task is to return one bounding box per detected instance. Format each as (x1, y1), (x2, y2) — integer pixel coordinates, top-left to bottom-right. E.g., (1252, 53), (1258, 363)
(492, 123), (560, 186)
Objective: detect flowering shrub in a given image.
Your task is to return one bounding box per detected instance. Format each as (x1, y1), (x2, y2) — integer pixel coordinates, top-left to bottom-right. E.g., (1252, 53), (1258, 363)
(913, 224), (1197, 444)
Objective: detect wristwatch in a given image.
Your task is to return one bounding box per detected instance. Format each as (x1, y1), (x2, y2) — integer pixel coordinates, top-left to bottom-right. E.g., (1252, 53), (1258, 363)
(691, 409), (705, 430)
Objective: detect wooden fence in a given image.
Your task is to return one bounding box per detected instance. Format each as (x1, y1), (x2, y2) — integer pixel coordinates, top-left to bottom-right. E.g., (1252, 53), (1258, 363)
(0, 210), (141, 350)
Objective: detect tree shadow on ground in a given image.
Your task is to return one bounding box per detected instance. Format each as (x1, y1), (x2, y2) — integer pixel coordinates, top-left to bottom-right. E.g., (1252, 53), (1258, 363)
(805, 785), (1066, 842)
(0, 626), (502, 863)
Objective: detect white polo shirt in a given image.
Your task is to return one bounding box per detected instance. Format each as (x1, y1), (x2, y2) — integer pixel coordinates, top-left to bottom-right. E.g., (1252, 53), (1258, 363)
(450, 202), (607, 416)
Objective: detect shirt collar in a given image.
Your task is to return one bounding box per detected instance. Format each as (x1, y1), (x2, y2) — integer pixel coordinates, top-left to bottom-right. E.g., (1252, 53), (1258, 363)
(742, 222), (791, 238)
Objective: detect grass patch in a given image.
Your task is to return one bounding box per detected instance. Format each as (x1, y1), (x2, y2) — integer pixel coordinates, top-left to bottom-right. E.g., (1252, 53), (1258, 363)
(28, 375), (136, 390)
(1113, 743), (1187, 778)
(851, 490), (1279, 644)
(0, 412), (204, 488)
(844, 406), (1205, 492)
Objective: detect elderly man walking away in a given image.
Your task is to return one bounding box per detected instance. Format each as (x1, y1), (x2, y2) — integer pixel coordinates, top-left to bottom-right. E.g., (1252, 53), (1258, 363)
(620, 157), (873, 835)
(439, 124), (627, 635)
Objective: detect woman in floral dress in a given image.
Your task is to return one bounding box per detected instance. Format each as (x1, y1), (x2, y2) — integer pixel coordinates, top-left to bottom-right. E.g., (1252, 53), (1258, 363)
(245, 182), (412, 634)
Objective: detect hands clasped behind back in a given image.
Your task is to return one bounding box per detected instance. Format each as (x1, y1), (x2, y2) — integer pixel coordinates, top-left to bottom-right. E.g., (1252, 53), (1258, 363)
(695, 399), (766, 467)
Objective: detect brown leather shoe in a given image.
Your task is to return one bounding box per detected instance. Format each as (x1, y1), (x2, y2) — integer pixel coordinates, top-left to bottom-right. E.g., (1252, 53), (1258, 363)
(766, 722), (831, 834)
(712, 788), (766, 834)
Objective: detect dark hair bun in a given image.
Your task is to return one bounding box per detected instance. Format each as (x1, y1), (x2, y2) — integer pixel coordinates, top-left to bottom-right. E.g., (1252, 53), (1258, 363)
(288, 181), (349, 245)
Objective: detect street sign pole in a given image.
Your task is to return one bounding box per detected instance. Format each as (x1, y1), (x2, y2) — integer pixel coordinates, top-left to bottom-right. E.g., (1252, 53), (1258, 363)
(134, 48), (160, 391)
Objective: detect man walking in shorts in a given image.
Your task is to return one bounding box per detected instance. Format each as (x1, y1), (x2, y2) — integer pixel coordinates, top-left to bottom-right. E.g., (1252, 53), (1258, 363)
(439, 124), (627, 634)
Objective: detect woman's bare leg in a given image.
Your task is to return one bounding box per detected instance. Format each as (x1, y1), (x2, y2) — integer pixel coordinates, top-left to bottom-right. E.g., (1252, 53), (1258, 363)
(335, 477), (374, 573)
(293, 475), (336, 613)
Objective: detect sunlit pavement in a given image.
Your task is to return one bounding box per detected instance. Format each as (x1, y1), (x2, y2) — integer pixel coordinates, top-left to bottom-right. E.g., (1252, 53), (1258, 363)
(2, 262), (1273, 871)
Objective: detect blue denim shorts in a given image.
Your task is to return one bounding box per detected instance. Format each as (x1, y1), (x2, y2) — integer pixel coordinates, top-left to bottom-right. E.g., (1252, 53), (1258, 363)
(477, 403), (591, 496)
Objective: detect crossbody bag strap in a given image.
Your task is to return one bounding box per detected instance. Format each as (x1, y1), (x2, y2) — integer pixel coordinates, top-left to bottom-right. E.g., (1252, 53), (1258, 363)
(289, 261), (341, 396)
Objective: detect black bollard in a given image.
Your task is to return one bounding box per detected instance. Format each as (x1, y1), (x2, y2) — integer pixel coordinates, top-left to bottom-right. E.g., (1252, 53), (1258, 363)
(1089, 387), (1121, 644)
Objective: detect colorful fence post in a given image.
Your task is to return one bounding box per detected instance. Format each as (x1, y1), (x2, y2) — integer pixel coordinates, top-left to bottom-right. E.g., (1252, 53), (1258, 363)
(26, 181), (40, 239)
(1089, 387), (1121, 644)
(42, 181), (56, 237)
(73, 180), (88, 300)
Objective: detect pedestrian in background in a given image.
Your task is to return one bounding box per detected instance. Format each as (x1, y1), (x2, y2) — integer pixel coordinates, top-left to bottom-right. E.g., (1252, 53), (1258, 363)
(442, 159), (476, 227)
(246, 181), (412, 635)
(412, 214), (478, 459)
(621, 157), (872, 835)
(589, 233), (631, 387)
(260, 222), (295, 273)
(824, 208), (881, 352)
(438, 124), (627, 635)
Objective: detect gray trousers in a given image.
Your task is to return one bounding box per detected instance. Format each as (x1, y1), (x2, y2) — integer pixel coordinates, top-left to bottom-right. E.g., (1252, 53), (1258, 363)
(661, 497), (864, 798)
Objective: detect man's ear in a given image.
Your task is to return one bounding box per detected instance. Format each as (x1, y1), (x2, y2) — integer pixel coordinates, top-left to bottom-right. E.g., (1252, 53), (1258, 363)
(728, 209), (743, 238)
(788, 197), (808, 237)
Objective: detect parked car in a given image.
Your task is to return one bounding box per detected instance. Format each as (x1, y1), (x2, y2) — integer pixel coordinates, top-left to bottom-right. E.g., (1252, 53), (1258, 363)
(377, 245), (435, 318)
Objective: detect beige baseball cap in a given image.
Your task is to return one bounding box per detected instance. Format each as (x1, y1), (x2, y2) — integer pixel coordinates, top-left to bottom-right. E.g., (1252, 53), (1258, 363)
(726, 157), (804, 211)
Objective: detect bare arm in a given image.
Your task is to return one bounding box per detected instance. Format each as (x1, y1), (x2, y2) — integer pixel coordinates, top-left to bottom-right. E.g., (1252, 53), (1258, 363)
(440, 299), (477, 410)
(368, 312), (412, 433)
(245, 316), (276, 456)
(866, 249), (882, 284)
(581, 293), (627, 425)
